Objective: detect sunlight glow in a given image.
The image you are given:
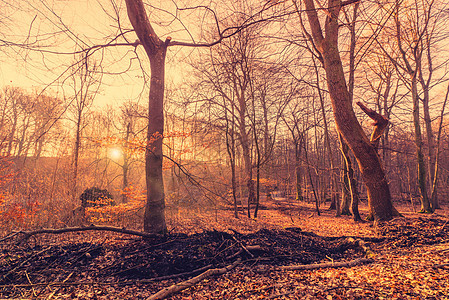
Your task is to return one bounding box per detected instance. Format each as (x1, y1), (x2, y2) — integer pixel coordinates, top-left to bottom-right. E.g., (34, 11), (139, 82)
(108, 148), (123, 161)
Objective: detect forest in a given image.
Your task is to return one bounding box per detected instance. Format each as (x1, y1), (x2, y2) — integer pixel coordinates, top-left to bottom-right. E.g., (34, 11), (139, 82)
(1, 0), (449, 299)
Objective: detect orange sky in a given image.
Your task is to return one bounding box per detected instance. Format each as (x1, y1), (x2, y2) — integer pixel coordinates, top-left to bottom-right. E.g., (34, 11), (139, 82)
(0, 0), (192, 107)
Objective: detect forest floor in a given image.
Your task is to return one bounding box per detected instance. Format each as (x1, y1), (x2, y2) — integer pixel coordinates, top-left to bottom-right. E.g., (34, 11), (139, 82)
(1, 199), (448, 299)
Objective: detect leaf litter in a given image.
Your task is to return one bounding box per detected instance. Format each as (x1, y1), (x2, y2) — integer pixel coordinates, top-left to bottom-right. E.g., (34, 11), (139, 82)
(0, 205), (448, 299)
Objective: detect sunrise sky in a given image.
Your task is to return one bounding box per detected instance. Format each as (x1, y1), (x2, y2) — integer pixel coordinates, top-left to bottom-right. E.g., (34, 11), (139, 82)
(1, 0), (195, 107)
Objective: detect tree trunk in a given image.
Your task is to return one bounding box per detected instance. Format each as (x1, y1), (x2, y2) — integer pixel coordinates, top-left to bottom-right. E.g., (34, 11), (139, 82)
(430, 84), (448, 208)
(225, 103), (239, 218)
(342, 1), (361, 221)
(422, 90), (437, 208)
(411, 77), (431, 213)
(339, 134), (361, 220)
(390, 2), (431, 213)
(304, 141), (320, 216)
(144, 52), (167, 233)
(254, 162), (261, 218)
(339, 136), (351, 216)
(73, 113), (81, 202)
(303, 0), (398, 221)
(238, 105), (254, 218)
(125, 0), (168, 233)
(294, 143), (303, 201)
(122, 123), (131, 203)
(231, 157), (238, 218)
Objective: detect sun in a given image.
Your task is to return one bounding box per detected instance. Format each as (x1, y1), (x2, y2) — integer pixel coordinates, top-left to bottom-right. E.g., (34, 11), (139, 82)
(109, 148), (123, 161)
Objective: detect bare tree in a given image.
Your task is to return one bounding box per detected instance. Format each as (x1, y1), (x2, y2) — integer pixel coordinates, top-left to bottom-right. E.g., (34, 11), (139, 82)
(67, 56), (102, 202)
(124, 0), (287, 231)
(282, 99), (311, 203)
(300, 0), (399, 221)
(374, 0), (449, 212)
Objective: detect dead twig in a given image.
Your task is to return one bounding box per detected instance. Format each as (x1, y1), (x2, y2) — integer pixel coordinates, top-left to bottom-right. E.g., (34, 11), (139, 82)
(1, 246), (52, 283)
(433, 263), (449, 269)
(232, 236), (254, 258)
(148, 259), (241, 300)
(226, 245), (263, 260)
(320, 285), (386, 297)
(25, 271), (37, 298)
(280, 257), (374, 271)
(139, 264), (213, 282)
(245, 283), (281, 295)
(267, 291), (294, 299)
(0, 280), (99, 289)
(437, 220), (448, 235)
(47, 272), (73, 300)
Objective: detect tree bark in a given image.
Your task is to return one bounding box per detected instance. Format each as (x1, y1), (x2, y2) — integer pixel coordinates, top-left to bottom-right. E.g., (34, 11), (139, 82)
(73, 112), (81, 201)
(430, 84), (449, 208)
(303, 0), (398, 221)
(225, 102), (239, 218)
(340, 156), (351, 215)
(237, 98), (254, 217)
(122, 123), (131, 203)
(411, 77), (431, 213)
(341, 2), (361, 220)
(125, 0), (168, 233)
(339, 134), (361, 220)
(419, 63), (437, 209)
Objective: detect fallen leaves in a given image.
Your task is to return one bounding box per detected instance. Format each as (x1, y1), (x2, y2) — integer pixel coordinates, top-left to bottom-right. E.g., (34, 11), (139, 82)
(1, 203), (448, 299)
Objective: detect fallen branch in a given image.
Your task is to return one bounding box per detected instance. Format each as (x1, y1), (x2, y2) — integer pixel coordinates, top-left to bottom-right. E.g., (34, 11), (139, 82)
(138, 264), (213, 282)
(433, 263), (449, 269)
(148, 259), (241, 300)
(0, 231), (22, 243)
(267, 292), (294, 299)
(232, 236), (254, 258)
(0, 281), (99, 289)
(226, 245), (262, 260)
(320, 285), (388, 297)
(280, 258), (374, 271)
(11, 225), (160, 244)
(437, 220), (448, 235)
(245, 283), (282, 296)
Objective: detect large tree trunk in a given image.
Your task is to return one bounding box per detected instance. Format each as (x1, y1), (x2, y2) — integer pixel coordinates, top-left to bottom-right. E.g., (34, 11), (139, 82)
(125, 0), (168, 233)
(303, 0), (398, 221)
(144, 51), (167, 233)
